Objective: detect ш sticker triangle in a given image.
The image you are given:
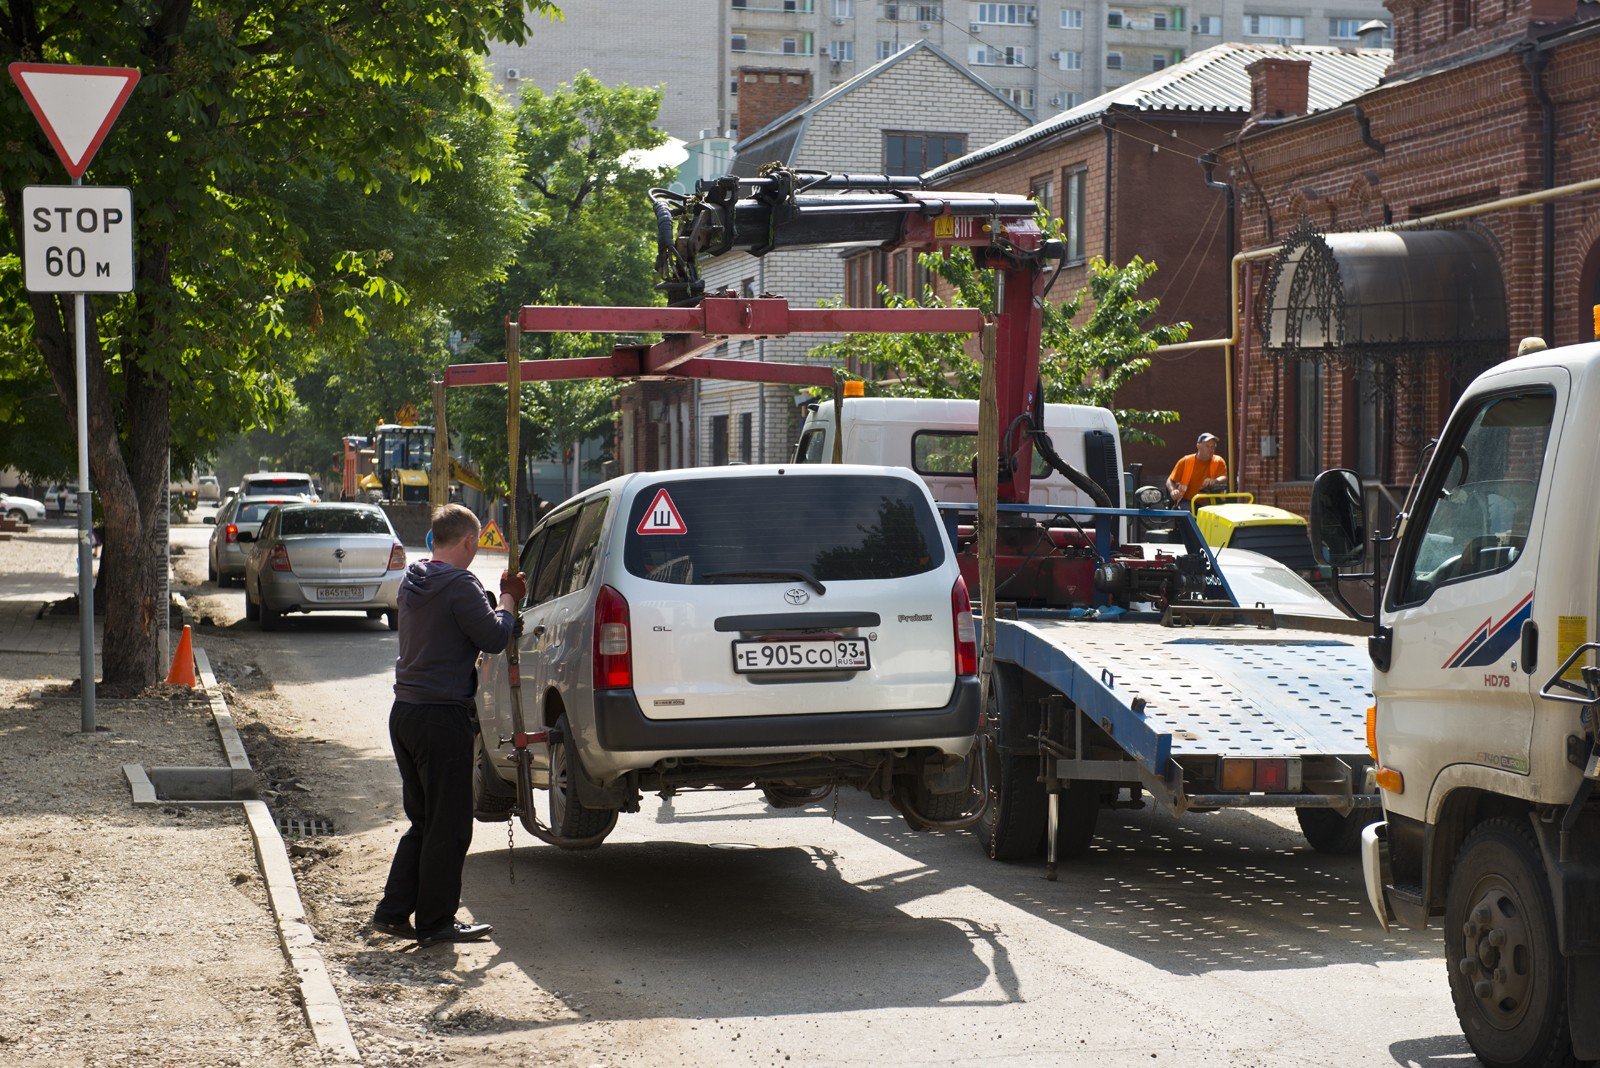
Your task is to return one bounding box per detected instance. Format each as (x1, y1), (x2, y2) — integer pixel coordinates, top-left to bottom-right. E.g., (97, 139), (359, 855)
(9, 63), (140, 179)
(636, 488), (687, 535)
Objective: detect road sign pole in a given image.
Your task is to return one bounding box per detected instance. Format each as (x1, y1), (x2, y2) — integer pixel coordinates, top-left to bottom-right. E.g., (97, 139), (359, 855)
(74, 251), (96, 733)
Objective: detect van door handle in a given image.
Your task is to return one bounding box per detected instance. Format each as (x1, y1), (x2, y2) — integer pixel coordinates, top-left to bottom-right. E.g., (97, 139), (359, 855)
(1520, 620), (1538, 674)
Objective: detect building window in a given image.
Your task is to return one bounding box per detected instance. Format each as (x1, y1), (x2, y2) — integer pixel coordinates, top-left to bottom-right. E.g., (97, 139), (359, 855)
(891, 251), (909, 296)
(1106, 9), (1122, 26)
(1105, 51), (1122, 69)
(782, 36), (799, 53)
(833, 0), (854, 15)
(1150, 53), (1165, 69)
(918, 3), (942, 17)
(712, 415), (730, 467)
(1353, 373), (1393, 483)
(731, 33), (747, 51)
(1244, 14), (1305, 38)
(974, 3), (1038, 23)
(1030, 175), (1055, 214)
(1060, 6), (1083, 27)
(884, 131), (968, 172)
(1328, 17), (1363, 38)
(1066, 90), (1083, 107)
(740, 276), (757, 298)
(730, 77), (739, 95)
(1006, 87), (1036, 108)
(1195, 14), (1221, 33)
(830, 39), (855, 60)
(1151, 10), (1167, 28)
(783, 0), (815, 10)
(1294, 360), (1322, 479)
(1064, 167), (1086, 262)
(733, 0), (747, 6)
(971, 44), (1027, 64)
(845, 251), (879, 306)
(739, 413), (754, 463)
(878, 39), (900, 58)
(1059, 49), (1082, 69)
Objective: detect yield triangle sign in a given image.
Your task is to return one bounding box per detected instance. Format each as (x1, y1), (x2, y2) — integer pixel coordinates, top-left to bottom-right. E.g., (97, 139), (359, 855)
(635, 488), (688, 535)
(9, 63), (140, 179)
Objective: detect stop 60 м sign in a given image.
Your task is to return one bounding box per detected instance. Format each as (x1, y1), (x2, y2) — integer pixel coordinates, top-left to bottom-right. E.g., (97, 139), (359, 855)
(22, 185), (133, 293)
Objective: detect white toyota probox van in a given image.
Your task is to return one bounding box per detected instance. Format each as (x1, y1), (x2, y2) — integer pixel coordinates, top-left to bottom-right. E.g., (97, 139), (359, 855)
(474, 464), (981, 846)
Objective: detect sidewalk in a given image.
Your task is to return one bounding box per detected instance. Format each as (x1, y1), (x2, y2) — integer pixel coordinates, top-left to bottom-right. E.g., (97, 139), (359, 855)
(0, 521), (318, 1066)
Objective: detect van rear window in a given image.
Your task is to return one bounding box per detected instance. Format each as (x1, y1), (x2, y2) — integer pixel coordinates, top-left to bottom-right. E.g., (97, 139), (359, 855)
(624, 475), (944, 584)
(244, 477), (312, 495)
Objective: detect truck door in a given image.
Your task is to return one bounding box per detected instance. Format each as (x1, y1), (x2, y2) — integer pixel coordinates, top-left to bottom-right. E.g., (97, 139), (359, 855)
(1381, 373), (1567, 817)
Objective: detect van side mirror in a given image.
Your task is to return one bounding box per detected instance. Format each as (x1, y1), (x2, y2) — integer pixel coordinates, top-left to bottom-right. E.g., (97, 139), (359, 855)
(1309, 468), (1368, 569)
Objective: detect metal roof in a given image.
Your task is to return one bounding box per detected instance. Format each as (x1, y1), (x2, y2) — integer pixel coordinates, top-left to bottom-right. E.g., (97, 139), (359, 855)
(925, 42), (1392, 183)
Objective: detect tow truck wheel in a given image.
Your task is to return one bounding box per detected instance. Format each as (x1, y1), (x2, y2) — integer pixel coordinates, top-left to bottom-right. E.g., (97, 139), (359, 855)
(546, 715), (616, 847)
(472, 739), (516, 823)
(1444, 818), (1574, 1068)
(1296, 806), (1380, 855)
(1053, 780), (1103, 859)
(977, 665), (1047, 861)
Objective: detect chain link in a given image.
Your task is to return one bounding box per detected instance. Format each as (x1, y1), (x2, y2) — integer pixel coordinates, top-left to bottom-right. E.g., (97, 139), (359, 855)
(506, 813), (515, 884)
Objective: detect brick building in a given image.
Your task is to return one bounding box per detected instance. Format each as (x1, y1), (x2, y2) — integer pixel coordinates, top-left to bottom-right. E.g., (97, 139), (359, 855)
(919, 42), (1387, 472)
(1215, 0), (1600, 513)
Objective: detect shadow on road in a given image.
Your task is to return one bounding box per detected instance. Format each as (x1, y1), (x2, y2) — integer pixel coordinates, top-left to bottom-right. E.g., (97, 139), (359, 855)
(460, 838), (1007, 1022)
(1388, 1033), (1478, 1066)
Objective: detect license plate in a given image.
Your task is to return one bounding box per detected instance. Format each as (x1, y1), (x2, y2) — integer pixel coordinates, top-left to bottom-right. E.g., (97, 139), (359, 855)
(732, 638), (870, 674)
(316, 586), (366, 601)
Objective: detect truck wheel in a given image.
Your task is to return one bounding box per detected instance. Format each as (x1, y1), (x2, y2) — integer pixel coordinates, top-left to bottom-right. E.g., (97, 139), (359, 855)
(976, 665), (1047, 861)
(1053, 780), (1103, 860)
(1296, 806), (1380, 855)
(1444, 818), (1574, 1068)
(472, 739), (516, 823)
(546, 715), (615, 847)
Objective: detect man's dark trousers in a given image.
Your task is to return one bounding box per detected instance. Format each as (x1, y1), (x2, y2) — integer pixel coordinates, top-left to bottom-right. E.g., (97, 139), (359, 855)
(374, 701), (477, 935)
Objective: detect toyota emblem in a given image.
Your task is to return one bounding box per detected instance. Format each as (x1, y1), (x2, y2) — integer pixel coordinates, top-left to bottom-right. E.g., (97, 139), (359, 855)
(784, 587), (809, 605)
(333, 548), (347, 560)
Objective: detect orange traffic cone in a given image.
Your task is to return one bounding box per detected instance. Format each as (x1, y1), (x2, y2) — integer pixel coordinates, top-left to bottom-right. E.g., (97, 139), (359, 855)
(166, 624), (196, 687)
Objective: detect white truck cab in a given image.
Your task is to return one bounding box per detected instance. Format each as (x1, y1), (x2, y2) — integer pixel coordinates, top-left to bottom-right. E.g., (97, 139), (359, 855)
(1310, 341), (1600, 1068)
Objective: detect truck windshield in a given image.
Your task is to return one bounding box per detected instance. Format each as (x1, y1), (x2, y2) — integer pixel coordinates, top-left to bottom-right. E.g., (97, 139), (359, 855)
(624, 474), (945, 584)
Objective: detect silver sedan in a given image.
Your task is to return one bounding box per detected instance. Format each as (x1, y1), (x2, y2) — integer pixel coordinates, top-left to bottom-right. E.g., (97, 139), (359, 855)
(241, 503), (407, 631)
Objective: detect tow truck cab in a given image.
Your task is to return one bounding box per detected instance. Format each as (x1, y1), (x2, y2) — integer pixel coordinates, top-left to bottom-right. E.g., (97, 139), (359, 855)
(1312, 341), (1600, 1067)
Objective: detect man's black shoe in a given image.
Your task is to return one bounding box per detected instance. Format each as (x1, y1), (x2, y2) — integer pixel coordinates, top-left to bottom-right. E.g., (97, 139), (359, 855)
(415, 921), (493, 947)
(370, 915), (417, 939)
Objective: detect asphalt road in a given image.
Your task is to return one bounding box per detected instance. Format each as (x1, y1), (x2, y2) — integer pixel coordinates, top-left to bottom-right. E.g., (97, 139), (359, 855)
(174, 514), (1476, 1068)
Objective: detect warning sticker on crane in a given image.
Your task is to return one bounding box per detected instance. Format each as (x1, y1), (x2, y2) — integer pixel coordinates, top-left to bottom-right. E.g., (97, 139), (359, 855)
(477, 519), (508, 551)
(636, 488), (687, 535)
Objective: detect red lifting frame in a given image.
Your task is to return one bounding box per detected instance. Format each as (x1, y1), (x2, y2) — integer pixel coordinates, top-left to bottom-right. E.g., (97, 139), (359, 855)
(443, 296), (986, 388)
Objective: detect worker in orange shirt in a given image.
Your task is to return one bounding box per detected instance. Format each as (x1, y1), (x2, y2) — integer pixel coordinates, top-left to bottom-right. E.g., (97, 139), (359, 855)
(1166, 432), (1228, 506)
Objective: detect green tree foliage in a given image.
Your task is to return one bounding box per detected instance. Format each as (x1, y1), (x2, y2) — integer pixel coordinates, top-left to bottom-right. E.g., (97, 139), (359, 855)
(811, 250), (1189, 445)
(0, 1), (550, 689)
(450, 72), (674, 507)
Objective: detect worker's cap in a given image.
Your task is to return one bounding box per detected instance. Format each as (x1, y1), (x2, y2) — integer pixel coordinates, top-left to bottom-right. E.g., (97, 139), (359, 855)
(1196, 433), (1220, 444)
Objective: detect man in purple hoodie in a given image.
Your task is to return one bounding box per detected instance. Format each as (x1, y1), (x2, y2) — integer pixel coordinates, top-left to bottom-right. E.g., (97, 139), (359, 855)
(371, 504), (525, 947)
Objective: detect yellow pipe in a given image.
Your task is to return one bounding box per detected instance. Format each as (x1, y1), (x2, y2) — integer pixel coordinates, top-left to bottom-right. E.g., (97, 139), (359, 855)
(1152, 174), (1600, 491)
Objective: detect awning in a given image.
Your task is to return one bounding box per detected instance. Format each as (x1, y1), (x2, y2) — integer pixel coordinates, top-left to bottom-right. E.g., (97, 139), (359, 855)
(1261, 225), (1508, 366)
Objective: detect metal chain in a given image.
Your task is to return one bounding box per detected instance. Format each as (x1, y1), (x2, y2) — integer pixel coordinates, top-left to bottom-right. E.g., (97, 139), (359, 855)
(506, 813), (515, 884)
(831, 785), (839, 823)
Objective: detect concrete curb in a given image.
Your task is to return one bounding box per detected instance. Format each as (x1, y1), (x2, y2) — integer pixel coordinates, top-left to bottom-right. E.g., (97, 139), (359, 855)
(120, 646), (362, 1064)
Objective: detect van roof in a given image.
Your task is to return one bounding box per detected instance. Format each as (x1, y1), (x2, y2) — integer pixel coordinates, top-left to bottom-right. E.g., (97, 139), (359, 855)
(809, 397), (1117, 427)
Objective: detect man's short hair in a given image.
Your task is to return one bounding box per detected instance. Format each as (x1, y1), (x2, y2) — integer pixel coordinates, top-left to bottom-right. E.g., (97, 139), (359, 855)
(431, 504), (480, 548)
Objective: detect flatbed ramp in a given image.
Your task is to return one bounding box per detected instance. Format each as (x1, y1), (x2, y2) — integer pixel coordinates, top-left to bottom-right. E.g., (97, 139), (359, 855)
(993, 617), (1374, 770)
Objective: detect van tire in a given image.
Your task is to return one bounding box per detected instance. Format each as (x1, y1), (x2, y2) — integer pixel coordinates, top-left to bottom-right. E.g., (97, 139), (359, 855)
(1297, 806), (1379, 855)
(546, 715), (615, 847)
(976, 666), (1047, 861)
(1444, 818), (1575, 1068)
(472, 740), (516, 823)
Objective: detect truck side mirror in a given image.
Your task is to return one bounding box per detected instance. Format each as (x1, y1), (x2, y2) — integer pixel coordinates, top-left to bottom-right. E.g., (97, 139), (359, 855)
(1309, 468), (1368, 569)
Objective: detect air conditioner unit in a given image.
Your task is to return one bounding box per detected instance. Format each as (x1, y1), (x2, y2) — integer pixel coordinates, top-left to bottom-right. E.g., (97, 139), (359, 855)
(1027, 10), (1037, 22)
(831, 16), (846, 23)
(505, 67), (520, 80)
(1050, 94), (1063, 106)
(1050, 50), (1061, 60)
(919, 21), (933, 29)
(969, 21), (981, 32)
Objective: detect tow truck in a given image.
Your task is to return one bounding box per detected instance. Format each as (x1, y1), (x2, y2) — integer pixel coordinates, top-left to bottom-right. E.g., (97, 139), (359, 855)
(440, 166), (1377, 859)
(1311, 341), (1600, 1067)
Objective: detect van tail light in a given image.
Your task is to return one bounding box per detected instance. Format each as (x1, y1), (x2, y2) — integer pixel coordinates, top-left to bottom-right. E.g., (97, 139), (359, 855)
(593, 584), (632, 690)
(387, 543), (407, 570)
(269, 544), (292, 572)
(225, 523), (238, 544)
(952, 576), (978, 677)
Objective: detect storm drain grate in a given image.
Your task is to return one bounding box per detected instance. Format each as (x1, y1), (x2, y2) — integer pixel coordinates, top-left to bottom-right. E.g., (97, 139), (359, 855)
(276, 815), (336, 839)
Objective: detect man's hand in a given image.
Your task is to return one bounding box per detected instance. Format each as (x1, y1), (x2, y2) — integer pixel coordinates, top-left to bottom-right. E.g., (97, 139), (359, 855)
(500, 570), (527, 603)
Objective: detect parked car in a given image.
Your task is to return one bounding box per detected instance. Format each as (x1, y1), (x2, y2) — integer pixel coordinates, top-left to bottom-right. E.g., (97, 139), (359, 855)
(44, 483), (79, 516)
(474, 464), (981, 847)
(241, 502), (406, 630)
(239, 471), (318, 503)
(205, 494), (302, 587)
(1, 492), (46, 523)
(197, 475), (221, 503)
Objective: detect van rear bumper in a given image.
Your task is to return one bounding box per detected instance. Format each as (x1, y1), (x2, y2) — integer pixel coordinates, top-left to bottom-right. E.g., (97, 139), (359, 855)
(593, 677), (981, 752)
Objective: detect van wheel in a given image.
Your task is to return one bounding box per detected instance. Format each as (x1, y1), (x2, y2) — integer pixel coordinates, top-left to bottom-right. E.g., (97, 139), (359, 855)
(1444, 818), (1574, 1068)
(1297, 806), (1380, 855)
(208, 556), (217, 583)
(976, 665), (1047, 861)
(260, 600), (280, 631)
(546, 715), (615, 847)
(472, 739), (516, 823)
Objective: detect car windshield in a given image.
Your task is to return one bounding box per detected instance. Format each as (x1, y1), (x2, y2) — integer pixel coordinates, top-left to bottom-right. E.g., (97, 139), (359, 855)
(624, 474), (944, 585)
(278, 509), (391, 536)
